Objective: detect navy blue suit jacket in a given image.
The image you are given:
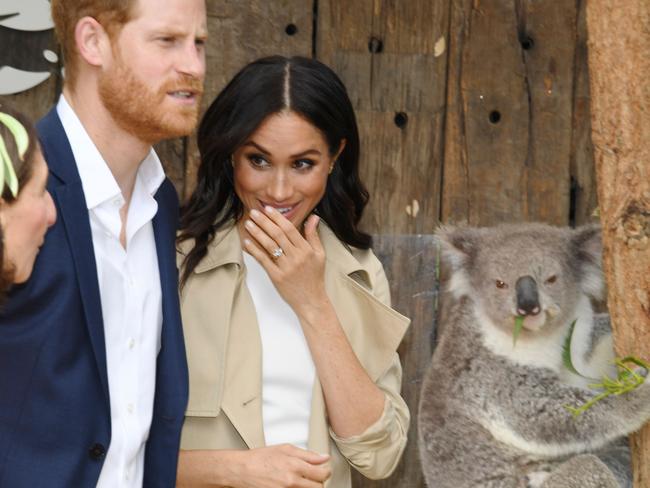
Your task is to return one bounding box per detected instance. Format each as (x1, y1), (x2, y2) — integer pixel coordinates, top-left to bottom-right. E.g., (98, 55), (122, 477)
(0, 108), (188, 487)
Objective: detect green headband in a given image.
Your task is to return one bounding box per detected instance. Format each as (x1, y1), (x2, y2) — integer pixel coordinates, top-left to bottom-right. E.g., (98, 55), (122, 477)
(0, 111), (27, 198)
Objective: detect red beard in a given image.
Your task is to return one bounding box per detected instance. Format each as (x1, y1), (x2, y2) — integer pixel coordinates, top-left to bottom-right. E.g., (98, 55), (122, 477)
(98, 54), (203, 144)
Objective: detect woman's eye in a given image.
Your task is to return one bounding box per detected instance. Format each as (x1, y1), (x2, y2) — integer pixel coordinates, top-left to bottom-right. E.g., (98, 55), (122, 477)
(496, 279), (508, 289)
(545, 275), (557, 284)
(248, 155), (269, 167)
(293, 159), (314, 170)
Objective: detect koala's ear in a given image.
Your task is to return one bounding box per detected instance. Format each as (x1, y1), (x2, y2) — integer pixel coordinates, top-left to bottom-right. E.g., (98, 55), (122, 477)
(571, 224), (606, 300)
(435, 226), (480, 270)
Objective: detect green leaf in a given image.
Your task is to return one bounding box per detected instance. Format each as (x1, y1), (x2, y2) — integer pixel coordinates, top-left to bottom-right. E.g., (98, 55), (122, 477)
(565, 356), (649, 417)
(512, 315), (524, 346)
(562, 319), (587, 377)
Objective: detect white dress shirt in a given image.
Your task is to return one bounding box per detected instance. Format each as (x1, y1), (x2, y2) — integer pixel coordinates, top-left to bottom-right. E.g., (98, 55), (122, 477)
(243, 252), (315, 448)
(57, 96), (164, 487)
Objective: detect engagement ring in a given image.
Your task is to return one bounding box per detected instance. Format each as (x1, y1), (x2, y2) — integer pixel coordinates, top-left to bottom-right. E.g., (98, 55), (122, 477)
(271, 247), (284, 259)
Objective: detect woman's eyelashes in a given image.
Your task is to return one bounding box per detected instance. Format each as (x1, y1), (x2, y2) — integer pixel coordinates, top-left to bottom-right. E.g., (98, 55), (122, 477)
(292, 158), (315, 170)
(246, 154), (317, 171)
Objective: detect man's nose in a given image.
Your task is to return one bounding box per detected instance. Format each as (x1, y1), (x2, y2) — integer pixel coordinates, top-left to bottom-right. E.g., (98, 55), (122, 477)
(177, 41), (205, 80)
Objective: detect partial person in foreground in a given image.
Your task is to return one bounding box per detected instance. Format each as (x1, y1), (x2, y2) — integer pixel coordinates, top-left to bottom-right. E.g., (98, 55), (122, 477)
(177, 55), (411, 488)
(0, 103), (57, 298)
(0, 0), (206, 486)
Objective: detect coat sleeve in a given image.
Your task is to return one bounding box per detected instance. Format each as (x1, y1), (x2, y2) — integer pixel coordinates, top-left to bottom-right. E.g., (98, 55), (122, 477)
(329, 251), (410, 479)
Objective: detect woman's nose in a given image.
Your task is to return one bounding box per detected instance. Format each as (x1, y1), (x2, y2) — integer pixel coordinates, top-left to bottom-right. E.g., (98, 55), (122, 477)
(267, 172), (292, 202)
(45, 191), (57, 227)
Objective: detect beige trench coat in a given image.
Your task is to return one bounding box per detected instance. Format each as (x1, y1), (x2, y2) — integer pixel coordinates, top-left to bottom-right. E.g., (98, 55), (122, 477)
(178, 222), (410, 487)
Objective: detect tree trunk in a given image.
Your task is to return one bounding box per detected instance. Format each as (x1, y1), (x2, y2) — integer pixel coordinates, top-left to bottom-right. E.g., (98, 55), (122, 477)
(585, 2), (650, 486)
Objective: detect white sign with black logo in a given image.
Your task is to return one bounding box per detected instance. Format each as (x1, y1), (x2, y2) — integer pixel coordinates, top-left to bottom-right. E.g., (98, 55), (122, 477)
(0, 0), (59, 95)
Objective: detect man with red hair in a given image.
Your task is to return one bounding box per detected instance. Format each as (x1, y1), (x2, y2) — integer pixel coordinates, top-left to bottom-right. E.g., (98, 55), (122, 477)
(0, 0), (206, 486)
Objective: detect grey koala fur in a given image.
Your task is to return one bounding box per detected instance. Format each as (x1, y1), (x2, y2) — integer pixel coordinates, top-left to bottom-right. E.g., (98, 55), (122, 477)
(418, 223), (650, 488)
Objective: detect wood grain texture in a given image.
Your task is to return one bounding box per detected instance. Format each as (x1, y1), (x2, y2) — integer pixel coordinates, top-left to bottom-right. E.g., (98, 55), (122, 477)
(442, 0), (578, 226)
(586, 2), (650, 486)
(318, 0), (449, 234)
(369, 234), (438, 488)
(569, 0), (598, 227)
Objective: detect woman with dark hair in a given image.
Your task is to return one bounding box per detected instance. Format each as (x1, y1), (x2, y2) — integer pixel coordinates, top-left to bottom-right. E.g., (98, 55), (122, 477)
(177, 56), (410, 487)
(0, 103), (57, 297)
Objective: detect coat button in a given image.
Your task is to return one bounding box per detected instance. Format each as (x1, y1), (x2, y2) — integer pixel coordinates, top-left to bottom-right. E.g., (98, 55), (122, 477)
(88, 443), (106, 460)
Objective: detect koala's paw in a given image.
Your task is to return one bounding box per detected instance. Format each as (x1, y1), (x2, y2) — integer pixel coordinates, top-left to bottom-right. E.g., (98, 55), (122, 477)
(526, 471), (551, 488)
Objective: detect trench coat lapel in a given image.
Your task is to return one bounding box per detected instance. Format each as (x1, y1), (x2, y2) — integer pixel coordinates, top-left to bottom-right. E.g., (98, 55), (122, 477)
(181, 224), (265, 448)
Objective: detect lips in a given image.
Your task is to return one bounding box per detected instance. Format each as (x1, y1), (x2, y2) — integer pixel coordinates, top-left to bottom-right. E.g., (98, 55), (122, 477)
(167, 89), (202, 104)
(259, 201), (300, 219)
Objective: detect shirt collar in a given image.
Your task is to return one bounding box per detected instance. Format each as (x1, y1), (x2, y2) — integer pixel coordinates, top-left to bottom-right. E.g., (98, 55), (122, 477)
(56, 95), (165, 210)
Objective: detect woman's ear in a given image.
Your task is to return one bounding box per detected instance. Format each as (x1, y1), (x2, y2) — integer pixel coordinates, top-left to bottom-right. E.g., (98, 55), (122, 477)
(334, 139), (346, 161)
(74, 16), (111, 68)
(330, 139), (346, 173)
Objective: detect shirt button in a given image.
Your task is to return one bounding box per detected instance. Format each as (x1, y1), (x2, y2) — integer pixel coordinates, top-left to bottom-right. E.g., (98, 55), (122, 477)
(113, 198), (122, 207)
(128, 338), (135, 349)
(127, 403), (134, 414)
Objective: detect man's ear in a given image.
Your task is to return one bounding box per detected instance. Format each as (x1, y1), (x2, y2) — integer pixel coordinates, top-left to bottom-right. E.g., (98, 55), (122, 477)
(74, 16), (112, 68)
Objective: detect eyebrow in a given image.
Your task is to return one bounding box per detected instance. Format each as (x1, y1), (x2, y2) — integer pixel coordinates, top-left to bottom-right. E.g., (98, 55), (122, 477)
(242, 141), (322, 158)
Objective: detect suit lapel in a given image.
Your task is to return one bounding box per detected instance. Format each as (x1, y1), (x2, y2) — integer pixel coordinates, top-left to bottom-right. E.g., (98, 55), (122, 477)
(152, 183), (188, 401)
(38, 109), (109, 404)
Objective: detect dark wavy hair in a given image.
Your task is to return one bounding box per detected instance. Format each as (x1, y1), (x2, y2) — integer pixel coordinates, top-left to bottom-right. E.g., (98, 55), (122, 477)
(178, 55), (371, 286)
(0, 101), (39, 297)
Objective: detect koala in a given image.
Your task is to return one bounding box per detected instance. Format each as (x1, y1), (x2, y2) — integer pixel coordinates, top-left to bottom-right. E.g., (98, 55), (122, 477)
(418, 223), (650, 488)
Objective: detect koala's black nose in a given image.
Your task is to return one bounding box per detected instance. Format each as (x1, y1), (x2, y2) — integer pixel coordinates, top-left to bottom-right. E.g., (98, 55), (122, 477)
(516, 275), (540, 316)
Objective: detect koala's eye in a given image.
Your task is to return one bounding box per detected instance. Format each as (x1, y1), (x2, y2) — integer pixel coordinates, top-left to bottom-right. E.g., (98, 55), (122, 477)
(495, 280), (508, 289)
(545, 275), (557, 284)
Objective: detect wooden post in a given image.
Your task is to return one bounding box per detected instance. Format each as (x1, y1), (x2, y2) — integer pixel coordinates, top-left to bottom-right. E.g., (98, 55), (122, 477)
(585, 2), (650, 486)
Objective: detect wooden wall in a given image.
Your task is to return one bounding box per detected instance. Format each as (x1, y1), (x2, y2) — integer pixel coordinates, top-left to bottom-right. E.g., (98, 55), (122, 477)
(1, 1), (598, 487)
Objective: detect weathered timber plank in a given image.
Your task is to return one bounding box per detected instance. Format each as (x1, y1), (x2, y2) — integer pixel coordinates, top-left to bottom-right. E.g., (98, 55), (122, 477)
(569, 0), (598, 226)
(364, 234), (438, 488)
(154, 138), (186, 200)
(442, 0), (577, 226)
(356, 110), (444, 235)
(317, 0), (450, 234)
(183, 0), (313, 200)
(517, 0), (577, 225)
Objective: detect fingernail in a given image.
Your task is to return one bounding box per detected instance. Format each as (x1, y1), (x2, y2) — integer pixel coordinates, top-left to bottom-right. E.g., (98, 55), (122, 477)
(243, 238), (251, 246)
(245, 220), (253, 228)
(250, 209), (259, 218)
(264, 205), (274, 213)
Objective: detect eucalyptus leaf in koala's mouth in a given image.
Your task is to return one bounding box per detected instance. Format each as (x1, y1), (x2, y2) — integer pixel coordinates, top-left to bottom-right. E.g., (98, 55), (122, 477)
(512, 316), (525, 346)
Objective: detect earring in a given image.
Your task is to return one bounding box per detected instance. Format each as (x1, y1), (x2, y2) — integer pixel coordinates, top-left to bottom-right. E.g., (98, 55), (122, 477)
(329, 161), (336, 174)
